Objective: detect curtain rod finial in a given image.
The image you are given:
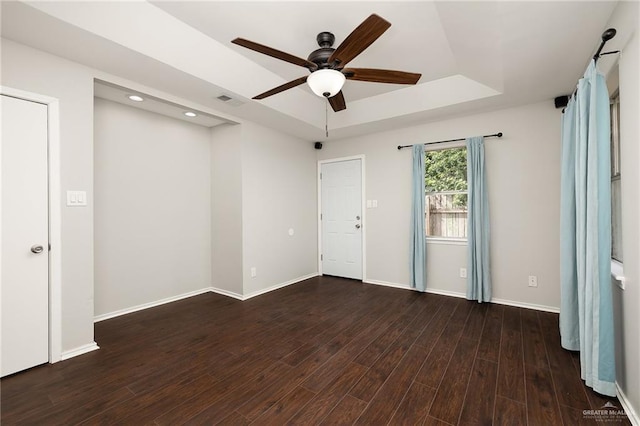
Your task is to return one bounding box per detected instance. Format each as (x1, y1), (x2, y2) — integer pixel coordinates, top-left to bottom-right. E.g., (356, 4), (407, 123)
(602, 28), (616, 42)
(497, 132), (503, 137)
(397, 145), (402, 150)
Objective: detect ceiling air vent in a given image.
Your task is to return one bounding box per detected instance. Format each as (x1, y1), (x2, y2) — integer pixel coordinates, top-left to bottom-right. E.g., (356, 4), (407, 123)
(215, 94), (244, 107)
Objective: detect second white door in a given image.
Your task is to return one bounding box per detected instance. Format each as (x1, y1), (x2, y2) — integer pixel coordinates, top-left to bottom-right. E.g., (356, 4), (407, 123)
(320, 159), (363, 280)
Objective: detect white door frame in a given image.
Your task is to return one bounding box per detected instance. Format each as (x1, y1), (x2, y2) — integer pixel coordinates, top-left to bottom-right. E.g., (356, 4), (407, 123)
(317, 155), (366, 281)
(1, 86), (63, 363)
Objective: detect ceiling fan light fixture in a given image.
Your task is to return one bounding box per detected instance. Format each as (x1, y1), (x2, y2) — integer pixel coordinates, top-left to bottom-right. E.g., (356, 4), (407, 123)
(307, 69), (345, 98)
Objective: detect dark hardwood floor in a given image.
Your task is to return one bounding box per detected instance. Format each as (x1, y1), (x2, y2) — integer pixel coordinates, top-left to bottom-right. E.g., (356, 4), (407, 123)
(1, 276), (631, 425)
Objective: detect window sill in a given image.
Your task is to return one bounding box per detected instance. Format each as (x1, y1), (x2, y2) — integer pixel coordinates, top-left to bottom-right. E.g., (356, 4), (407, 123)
(611, 259), (625, 290)
(426, 237), (468, 246)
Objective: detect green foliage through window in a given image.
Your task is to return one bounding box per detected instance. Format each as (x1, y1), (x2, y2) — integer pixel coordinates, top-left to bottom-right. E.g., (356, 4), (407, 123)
(425, 147), (467, 208)
(425, 147), (467, 191)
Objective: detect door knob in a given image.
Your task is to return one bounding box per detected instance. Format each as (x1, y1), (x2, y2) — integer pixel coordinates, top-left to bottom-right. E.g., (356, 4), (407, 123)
(30, 245), (44, 254)
(355, 224), (361, 229)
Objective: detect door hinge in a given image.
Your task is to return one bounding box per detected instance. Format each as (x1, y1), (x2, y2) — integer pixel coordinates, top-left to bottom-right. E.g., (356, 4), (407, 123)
(321, 254), (323, 261)
(320, 213), (322, 220)
(320, 172), (322, 180)
(48, 243), (51, 251)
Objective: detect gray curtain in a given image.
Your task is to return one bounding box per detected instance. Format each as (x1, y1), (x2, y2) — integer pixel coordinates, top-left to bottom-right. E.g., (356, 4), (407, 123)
(466, 136), (491, 302)
(411, 144), (426, 291)
(559, 60), (615, 396)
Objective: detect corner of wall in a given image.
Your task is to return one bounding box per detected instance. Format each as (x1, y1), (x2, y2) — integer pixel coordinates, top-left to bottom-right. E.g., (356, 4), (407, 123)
(210, 123), (244, 296)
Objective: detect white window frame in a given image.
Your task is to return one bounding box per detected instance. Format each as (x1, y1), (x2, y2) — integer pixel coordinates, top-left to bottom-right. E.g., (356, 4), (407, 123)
(610, 94), (622, 261)
(610, 91), (624, 289)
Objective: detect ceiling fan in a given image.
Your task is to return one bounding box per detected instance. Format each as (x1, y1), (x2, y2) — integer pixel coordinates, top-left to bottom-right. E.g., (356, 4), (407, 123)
(232, 14), (422, 112)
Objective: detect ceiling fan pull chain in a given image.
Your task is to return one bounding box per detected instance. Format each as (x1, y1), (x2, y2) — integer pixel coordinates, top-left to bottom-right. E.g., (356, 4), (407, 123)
(325, 99), (329, 138)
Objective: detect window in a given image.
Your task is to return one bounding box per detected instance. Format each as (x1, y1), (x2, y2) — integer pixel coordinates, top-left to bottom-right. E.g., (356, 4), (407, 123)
(425, 146), (468, 239)
(610, 93), (622, 262)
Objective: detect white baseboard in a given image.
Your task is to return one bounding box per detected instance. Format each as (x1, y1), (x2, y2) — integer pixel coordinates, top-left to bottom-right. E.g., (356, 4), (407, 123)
(364, 279), (468, 300)
(94, 274), (320, 322)
(425, 288), (467, 299)
(94, 287), (212, 322)
(363, 279), (560, 313)
(60, 342), (99, 361)
(363, 279), (413, 291)
(209, 286), (244, 301)
(617, 382), (639, 426)
(93, 275), (558, 323)
(243, 273), (319, 300)
(490, 297), (559, 313)
(364, 279), (468, 299)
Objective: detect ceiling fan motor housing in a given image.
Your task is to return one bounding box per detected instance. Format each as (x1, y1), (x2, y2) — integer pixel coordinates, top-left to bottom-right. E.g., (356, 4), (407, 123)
(308, 32), (336, 69)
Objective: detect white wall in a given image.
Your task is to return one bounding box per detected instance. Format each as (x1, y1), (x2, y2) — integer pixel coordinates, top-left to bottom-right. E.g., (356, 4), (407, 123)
(318, 100), (561, 310)
(211, 124), (244, 297)
(93, 98), (212, 316)
(1, 38), (95, 352)
(240, 122), (318, 296)
(609, 1), (640, 420)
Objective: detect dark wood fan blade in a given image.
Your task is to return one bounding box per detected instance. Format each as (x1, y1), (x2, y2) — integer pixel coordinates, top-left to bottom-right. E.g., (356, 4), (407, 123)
(252, 76), (308, 100)
(232, 38), (317, 71)
(328, 14), (391, 67)
(328, 91), (346, 112)
(343, 68), (421, 85)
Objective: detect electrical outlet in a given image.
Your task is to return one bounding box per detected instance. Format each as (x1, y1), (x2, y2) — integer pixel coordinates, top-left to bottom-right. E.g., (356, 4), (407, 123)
(459, 268), (467, 278)
(251, 267), (257, 278)
(528, 275), (538, 287)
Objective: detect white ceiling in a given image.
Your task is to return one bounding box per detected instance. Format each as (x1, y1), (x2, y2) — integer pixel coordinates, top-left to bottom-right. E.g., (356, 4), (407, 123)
(1, 1), (621, 141)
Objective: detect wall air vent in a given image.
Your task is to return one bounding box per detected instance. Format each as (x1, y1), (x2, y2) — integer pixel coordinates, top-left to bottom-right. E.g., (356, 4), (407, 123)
(215, 94), (244, 107)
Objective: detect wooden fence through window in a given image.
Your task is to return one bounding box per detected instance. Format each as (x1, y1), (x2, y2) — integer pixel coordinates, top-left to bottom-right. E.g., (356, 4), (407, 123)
(426, 193), (467, 238)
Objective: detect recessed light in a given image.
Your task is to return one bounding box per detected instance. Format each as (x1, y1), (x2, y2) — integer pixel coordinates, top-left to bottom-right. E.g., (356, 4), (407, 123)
(184, 111), (197, 117)
(127, 95), (144, 102)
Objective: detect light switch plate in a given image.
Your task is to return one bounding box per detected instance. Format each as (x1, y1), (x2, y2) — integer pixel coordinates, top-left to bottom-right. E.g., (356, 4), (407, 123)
(67, 191), (87, 206)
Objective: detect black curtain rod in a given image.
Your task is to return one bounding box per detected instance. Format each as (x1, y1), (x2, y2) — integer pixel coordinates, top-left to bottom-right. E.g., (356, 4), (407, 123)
(565, 28), (618, 105)
(397, 132), (503, 150)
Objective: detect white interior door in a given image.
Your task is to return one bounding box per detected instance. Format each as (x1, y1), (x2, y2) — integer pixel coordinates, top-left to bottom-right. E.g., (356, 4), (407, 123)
(321, 159), (363, 280)
(1, 95), (49, 377)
